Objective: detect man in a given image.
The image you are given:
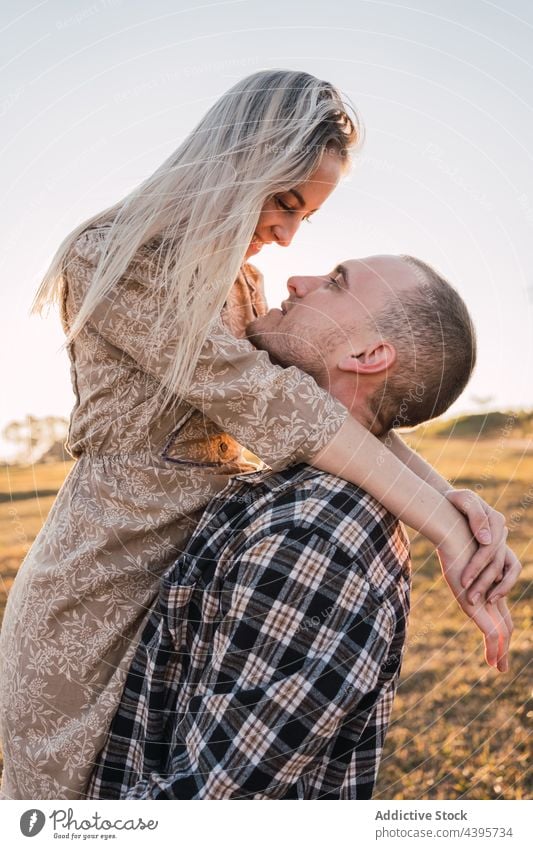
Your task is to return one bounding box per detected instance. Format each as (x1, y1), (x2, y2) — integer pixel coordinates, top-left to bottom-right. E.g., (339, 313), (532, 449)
(87, 255), (514, 800)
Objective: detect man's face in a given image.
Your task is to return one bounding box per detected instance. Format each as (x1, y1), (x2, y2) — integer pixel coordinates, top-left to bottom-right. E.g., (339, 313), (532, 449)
(246, 255), (418, 384)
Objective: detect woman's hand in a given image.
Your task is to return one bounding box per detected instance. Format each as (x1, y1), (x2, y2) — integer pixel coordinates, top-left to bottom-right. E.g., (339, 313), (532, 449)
(444, 488), (521, 604)
(465, 596), (513, 672)
(437, 536), (514, 672)
(444, 487), (504, 546)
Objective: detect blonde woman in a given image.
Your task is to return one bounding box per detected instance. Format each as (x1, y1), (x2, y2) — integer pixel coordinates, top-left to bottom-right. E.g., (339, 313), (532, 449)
(0, 70), (517, 800)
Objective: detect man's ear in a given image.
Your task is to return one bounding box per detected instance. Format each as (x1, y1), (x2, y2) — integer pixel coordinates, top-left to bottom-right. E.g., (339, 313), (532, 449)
(337, 341), (396, 375)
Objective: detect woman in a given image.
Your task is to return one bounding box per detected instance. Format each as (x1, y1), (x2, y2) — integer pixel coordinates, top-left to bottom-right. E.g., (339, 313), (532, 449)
(0, 70), (515, 800)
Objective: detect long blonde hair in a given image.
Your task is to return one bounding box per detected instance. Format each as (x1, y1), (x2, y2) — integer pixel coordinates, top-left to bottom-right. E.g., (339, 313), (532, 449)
(32, 69), (362, 418)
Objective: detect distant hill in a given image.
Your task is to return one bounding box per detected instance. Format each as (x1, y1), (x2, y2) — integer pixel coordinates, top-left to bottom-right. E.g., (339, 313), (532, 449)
(37, 439), (73, 464)
(410, 409), (533, 439)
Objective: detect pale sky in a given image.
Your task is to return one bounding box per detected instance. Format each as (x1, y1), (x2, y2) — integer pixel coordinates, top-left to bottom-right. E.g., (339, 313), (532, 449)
(1, 0), (532, 458)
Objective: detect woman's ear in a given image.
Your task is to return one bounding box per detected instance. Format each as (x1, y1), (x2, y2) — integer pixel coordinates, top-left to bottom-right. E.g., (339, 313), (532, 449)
(337, 341), (396, 375)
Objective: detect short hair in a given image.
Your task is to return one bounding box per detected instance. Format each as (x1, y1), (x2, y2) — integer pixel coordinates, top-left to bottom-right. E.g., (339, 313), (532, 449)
(367, 256), (477, 435)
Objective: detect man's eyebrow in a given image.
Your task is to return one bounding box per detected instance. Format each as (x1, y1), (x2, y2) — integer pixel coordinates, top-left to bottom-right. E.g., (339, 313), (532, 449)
(333, 264), (349, 288)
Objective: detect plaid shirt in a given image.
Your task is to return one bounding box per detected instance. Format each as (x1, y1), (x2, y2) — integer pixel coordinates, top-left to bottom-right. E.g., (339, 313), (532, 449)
(87, 463), (411, 800)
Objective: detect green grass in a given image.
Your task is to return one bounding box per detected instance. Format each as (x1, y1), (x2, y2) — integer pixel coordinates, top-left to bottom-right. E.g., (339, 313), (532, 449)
(0, 441), (531, 800)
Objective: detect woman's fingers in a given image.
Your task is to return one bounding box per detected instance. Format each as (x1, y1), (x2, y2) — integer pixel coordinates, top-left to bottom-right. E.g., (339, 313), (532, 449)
(463, 539), (508, 605)
(470, 599), (512, 671)
(486, 547), (522, 603)
(461, 526), (508, 593)
(484, 502), (506, 542)
(495, 599), (513, 672)
(467, 554), (506, 604)
(471, 605), (501, 668)
(446, 489), (494, 544)
(487, 598), (511, 672)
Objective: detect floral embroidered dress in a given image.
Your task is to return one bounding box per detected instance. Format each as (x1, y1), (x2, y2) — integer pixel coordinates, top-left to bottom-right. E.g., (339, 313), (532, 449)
(0, 225), (349, 800)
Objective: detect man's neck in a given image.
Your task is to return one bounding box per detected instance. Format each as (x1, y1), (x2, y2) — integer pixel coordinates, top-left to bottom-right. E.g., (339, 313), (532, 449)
(249, 343), (377, 433)
(316, 377), (374, 434)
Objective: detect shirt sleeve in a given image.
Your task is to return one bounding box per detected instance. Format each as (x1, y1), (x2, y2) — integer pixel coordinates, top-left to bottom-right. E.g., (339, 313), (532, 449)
(66, 230), (349, 470)
(123, 529), (394, 800)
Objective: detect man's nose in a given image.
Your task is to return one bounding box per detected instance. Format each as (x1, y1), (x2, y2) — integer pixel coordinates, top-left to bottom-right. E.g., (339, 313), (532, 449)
(287, 276), (320, 297)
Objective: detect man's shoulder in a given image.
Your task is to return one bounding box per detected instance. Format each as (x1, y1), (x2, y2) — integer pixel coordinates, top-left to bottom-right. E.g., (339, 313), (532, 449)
(231, 462), (388, 517)
(222, 463), (410, 559)
(178, 464), (410, 603)
(199, 464), (410, 595)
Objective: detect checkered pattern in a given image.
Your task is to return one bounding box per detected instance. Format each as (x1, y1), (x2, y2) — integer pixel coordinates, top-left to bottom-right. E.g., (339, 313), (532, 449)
(87, 463), (411, 800)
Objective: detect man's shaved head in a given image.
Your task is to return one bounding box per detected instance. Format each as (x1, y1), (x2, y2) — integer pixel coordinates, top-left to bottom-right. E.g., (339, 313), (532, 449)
(247, 254), (476, 436)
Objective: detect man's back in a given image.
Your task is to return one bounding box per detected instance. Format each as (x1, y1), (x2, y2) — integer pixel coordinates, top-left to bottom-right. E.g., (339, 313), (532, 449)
(87, 463), (411, 800)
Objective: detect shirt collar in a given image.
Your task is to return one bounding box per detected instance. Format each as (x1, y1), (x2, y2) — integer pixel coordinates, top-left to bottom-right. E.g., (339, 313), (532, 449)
(231, 468), (275, 485)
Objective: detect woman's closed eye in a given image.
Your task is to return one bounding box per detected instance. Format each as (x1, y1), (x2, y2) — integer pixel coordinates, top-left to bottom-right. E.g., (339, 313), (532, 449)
(275, 195), (314, 223)
(327, 275), (342, 289)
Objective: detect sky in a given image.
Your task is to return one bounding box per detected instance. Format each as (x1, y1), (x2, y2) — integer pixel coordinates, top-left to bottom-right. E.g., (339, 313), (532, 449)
(1, 0), (532, 458)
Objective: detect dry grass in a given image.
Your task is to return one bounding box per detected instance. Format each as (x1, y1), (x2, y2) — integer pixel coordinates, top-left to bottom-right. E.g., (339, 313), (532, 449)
(375, 434), (532, 800)
(0, 440), (531, 799)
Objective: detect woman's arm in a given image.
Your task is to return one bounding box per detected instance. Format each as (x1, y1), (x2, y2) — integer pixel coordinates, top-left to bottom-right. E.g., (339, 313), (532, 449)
(308, 414), (515, 671)
(309, 415), (471, 546)
(376, 430), (519, 606)
(379, 428), (454, 496)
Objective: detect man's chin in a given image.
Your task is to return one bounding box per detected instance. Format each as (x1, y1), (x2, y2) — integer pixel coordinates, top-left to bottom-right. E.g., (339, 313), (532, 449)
(245, 320), (286, 367)
(245, 313), (275, 344)
(244, 319), (264, 347)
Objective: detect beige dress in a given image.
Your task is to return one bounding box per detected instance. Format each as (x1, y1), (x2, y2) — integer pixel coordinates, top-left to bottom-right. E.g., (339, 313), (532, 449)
(0, 225), (349, 799)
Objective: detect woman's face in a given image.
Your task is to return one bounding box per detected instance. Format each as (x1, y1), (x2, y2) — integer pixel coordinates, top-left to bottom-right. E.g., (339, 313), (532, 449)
(245, 149), (344, 260)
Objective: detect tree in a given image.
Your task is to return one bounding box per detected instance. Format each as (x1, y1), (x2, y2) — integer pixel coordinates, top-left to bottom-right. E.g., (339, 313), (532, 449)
(2, 414), (68, 464)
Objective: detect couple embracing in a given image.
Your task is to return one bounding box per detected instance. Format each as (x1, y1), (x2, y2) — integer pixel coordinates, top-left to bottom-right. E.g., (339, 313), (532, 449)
(0, 69), (519, 800)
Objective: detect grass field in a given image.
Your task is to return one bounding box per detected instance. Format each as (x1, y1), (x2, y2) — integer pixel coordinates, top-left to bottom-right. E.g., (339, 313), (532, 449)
(0, 435), (531, 800)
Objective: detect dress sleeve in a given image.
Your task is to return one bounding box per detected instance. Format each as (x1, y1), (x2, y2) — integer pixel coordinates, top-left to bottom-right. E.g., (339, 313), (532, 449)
(123, 529), (393, 800)
(66, 229), (349, 470)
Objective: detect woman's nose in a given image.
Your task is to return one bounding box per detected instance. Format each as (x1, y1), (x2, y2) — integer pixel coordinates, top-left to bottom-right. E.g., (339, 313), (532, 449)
(273, 217), (300, 248)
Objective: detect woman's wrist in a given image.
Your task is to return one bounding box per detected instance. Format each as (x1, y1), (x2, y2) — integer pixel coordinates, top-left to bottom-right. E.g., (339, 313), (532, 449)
(434, 509), (477, 560)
